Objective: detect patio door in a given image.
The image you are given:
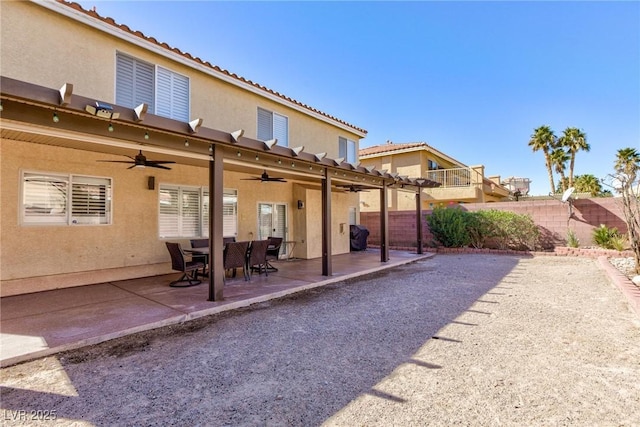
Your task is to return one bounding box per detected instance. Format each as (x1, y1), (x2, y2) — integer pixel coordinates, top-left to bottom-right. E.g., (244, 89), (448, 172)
(257, 203), (288, 256)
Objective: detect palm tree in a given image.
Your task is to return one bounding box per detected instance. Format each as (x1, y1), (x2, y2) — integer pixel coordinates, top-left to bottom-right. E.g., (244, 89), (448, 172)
(528, 125), (557, 193)
(558, 127), (589, 187)
(550, 147), (570, 192)
(614, 147), (640, 181)
(573, 174), (602, 196)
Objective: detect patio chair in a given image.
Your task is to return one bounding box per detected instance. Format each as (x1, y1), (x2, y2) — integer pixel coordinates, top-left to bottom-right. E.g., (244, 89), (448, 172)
(223, 240), (250, 282)
(247, 239), (270, 279)
(265, 236), (283, 272)
(190, 238), (209, 276)
(165, 242), (205, 287)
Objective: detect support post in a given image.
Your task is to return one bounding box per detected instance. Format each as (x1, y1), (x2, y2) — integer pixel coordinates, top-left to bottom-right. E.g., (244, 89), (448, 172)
(416, 188), (423, 254)
(380, 184), (389, 262)
(322, 168), (332, 276)
(208, 144), (224, 301)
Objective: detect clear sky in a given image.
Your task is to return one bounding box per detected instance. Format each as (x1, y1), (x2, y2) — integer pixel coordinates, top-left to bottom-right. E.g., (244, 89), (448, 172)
(76, 0), (639, 196)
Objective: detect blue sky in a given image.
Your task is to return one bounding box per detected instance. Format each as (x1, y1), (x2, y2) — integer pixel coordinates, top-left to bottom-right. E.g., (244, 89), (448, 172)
(77, 1), (639, 196)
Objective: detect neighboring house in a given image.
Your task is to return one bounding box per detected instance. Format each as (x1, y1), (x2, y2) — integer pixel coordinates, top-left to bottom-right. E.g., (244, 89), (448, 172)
(358, 141), (510, 211)
(1, 0), (422, 297)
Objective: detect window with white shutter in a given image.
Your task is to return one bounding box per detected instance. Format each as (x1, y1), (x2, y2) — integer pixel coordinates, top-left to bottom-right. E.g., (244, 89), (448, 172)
(22, 172), (111, 225)
(339, 137), (357, 164)
(116, 52), (189, 121)
(257, 107), (288, 147)
(160, 186), (237, 238)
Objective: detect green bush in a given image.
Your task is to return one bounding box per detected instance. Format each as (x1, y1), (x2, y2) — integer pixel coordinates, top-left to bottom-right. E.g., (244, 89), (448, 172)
(593, 224), (625, 250)
(426, 207), (470, 247)
(426, 207), (540, 250)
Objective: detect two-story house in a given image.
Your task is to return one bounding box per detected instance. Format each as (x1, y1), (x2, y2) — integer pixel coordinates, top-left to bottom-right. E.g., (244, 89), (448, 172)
(1, 0), (422, 298)
(358, 141), (510, 211)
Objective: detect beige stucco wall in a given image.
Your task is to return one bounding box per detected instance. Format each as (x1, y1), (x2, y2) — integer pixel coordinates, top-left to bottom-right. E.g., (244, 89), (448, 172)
(1, 140), (357, 295)
(1, 1), (367, 295)
(0, 1), (363, 156)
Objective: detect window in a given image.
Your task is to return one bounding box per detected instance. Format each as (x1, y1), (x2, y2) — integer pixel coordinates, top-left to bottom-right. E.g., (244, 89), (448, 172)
(22, 172), (112, 225)
(339, 137), (357, 164)
(116, 52), (190, 122)
(428, 160), (439, 170)
(159, 185), (237, 238)
(257, 107), (288, 147)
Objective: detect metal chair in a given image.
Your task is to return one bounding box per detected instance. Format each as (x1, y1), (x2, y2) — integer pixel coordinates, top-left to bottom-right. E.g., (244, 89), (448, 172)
(165, 242), (205, 287)
(265, 237), (283, 272)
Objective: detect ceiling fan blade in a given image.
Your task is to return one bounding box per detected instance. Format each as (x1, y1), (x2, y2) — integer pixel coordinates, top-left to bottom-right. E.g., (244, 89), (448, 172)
(148, 160), (176, 165)
(97, 160), (136, 164)
(240, 177), (262, 180)
(147, 163), (172, 170)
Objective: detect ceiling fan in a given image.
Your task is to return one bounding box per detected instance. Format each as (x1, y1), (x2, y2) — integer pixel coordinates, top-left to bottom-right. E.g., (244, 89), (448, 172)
(97, 150), (176, 170)
(338, 184), (369, 193)
(241, 170), (286, 183)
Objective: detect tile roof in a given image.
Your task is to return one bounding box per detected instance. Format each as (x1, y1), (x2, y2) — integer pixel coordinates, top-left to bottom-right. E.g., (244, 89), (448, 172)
(55, 0), (367, 136)
(359, 142), (431, 156)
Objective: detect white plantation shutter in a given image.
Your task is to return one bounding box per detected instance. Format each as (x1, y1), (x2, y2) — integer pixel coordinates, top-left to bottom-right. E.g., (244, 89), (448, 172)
(22, 173), (68, 224)
(156, 67), (189, 121)
(257, 108), (273, 141)
(202, 189), (237, 238)
(273, 113), (288, 147)
(223, 190), (238, 237)
(339, 137), (356, 163)
(180, 188), (200, 237)
(22, 172), (111, 225)
(116, 53), (154, 112)
(71, 176), (111, 225)
(159, 187), (180, 238)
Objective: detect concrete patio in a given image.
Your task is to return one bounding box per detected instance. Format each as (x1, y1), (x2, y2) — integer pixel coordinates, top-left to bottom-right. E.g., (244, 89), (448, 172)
(0, 249), (433, 367)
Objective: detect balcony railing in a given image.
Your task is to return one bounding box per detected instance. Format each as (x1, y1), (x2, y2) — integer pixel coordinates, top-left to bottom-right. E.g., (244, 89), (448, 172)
(426, 167), (472, 188)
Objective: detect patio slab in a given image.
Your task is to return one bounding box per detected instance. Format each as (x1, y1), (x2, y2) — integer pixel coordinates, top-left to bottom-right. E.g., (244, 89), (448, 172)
(0, 249), (434, 366)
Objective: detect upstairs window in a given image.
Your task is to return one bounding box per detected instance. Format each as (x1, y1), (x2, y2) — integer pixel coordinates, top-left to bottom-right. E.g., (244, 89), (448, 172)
(257, 107), (288, 147)
(116, 52), (190, 122)
(22, 171), (112, 225)
(339, 137), (357, 163)
(428, 160), (439, 170)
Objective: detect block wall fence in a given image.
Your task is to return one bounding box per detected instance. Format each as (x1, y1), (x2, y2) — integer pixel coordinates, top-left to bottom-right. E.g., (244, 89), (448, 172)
(360, 197), (628, 250)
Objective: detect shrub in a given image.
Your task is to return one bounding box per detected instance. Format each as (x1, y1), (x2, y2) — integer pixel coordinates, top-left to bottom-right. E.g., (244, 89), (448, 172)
(566, 229), (580, 248)
(426, 207), (470, 247)
(592, 224), (623, 250)
(426, 207), (540, 250)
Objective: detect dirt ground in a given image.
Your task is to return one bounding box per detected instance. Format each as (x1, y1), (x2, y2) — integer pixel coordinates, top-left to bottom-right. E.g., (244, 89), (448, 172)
(1, 254), (639, 426)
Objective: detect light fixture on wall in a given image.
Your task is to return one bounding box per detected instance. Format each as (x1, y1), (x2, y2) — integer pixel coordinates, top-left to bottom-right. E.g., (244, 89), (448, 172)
(52, 112), (59, 123)
(184, 140), (189, 147)
(236, 151), (242, 157)
(107, 123), (114, 132)
(144, 132), (150, 140)
(297, 200), (305, 209)
(255, 154), (260, 161)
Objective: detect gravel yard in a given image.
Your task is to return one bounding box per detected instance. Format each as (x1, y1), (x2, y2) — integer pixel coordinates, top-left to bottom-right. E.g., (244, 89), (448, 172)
(1, 254), (639, 426)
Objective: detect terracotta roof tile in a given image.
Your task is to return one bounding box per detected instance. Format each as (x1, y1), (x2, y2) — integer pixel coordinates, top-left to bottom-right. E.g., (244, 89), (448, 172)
(56, 0), (367, 136)
(359, 142), (430, 156)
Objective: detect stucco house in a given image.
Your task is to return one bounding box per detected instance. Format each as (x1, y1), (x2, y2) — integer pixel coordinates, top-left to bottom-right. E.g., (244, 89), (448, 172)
(0, 0), (428, 299)
(358, 141), (511, 211)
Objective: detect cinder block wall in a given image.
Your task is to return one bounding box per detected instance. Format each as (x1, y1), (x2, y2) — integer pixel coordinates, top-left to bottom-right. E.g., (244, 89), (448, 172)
(360, 197), (627, 250)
